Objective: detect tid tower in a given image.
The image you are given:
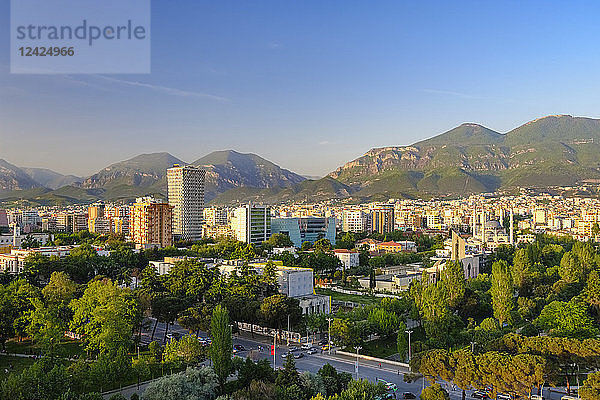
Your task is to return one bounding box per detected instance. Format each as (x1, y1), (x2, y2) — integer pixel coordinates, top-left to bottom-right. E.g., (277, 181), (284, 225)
(167, 164), (206, 241)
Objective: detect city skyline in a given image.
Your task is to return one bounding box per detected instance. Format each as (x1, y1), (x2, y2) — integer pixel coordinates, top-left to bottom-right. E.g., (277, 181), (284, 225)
(4, 1), (600, 176)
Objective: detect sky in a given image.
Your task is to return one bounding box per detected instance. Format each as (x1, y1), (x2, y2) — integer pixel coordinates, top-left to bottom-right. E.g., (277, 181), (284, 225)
(2, 0), (600, 177)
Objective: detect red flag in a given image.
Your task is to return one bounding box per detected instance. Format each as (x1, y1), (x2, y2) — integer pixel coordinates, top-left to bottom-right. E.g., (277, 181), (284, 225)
(270, 345), (275, 355)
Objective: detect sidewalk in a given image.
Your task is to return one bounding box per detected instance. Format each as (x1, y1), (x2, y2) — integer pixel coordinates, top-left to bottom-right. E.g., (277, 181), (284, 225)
(319, 350), (412, 374)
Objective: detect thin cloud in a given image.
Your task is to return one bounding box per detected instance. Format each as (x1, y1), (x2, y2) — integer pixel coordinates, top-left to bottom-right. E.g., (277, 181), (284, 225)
(319, 140), (333, 145)
(90, 75), (229, 101)
(423, 88), (482, 100)
(268, 41), (284, 49)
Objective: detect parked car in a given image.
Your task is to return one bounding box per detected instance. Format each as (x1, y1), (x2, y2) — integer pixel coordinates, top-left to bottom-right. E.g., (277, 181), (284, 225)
(530, 395), (544, 400)
(403, 392), (416, 399)
(472, 392), (490, 399)
(233, 344), (246, 351)
(301, 344), (311, 350)
(497, 394), (512, 400)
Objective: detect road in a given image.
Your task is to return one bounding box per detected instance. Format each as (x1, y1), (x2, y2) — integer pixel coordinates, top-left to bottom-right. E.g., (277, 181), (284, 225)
(139, 318), (571, 400)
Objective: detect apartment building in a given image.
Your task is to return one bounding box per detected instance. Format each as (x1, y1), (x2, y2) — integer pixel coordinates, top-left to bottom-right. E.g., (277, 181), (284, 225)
(370, 203), (395, 234)
(131, 197), (173, 249)
(167, 165), (205, 241)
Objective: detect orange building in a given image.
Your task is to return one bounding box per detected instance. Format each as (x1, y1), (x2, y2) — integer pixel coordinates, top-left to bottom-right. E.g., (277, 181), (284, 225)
(131, 197), (173, 249)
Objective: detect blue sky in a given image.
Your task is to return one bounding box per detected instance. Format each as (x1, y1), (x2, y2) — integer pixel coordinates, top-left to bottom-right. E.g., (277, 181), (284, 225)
(2, 0), (600, 177)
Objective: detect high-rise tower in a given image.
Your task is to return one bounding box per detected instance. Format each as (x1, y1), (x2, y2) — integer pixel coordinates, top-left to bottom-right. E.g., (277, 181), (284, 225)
(167, 164), (205, 241)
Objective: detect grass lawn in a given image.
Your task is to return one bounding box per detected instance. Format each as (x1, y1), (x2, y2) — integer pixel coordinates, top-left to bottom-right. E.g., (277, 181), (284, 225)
(315, 287), (380, 305)
(0, 355), (36, 382)
(359, 335), (398, 359)
(5, 338), (85, 358)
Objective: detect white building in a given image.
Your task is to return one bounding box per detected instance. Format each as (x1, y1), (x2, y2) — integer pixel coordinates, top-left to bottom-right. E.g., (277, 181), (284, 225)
(333, 249), (360, 268)
(167, 165), (206, 241)
(342, 209), (369, 233)
(230, 204), (271, 244)
(0, 246), (75, 274)
(248, 262), (331, 315)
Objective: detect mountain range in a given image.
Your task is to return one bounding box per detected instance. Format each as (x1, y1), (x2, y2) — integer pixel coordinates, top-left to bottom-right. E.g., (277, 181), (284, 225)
(2, 115), (600, 206)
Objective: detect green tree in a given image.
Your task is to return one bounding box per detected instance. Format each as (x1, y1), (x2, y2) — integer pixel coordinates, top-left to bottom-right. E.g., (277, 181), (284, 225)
(264, 233), (295, 248)
(397, 321), (408, 360)
(317, 363), (351, 397)
(490, 260), (514, 326)
(1, 358), (71, 400)
(420, 383), (450, 400)
(260, 294), (302, 330)
(581, 371), (600, 400)
(441, 260), (466, 308)
(510, 248), (533, 295)
(559, 251), (586, 284)
(142, 366), (218, 400)
(329, 379), (386, 400)
(209, 304), (233, 393)
(25, 298), (65, 356)
(584, 269), (600, 315)
(276, 353), (300, 387)
(367, 308), (399, 338)
(69, 278), (140, 354)
(535, 300), (598, 338)
(164, 335), (204, 366)
(235, 358), (275, 389)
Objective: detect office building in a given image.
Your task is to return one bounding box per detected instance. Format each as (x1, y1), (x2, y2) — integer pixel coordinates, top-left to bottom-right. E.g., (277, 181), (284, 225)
(167, 165), (205, 241)
(230, 204), (271, 244)
(271, 216), (336, 247)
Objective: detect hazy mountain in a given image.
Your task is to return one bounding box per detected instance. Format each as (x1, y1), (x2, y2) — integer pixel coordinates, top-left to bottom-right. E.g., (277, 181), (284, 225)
(4, 150), (305, 204)
(80, 152), (186, 189)
(329, 115), (600, 198)
(210, 177), (354, 205)
(21, 167), (82, 189)
(0, 159), (41, 191)
(5, 115), (600, 205)
(193, 150), (306, 201)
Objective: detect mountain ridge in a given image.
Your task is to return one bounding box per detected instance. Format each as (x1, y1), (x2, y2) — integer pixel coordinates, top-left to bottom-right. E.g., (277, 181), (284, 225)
(3, 115), (600, 206)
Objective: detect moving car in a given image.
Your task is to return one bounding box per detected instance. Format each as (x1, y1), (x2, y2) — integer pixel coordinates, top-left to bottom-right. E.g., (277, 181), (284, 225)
(233, 344), (246, 351)
(472, 392), (490, 399)
(402, 392), (416, 399)
(497, 394), (512, 400)
(301, 344), (311, 350)
(377, 379), (397, 392)
(307, 347), (319, 354)
(293, 352), (304, 359)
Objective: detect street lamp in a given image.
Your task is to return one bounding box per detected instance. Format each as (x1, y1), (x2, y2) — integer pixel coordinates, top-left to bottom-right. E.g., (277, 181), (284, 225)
(326, 317), (333, 355)
(354, 346), (362, 379)
(470, 341), (476, 353)
(405, 329), (413, 361)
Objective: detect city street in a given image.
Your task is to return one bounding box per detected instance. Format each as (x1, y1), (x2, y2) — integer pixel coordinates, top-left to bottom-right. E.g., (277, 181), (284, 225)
(139, 318), (567, 399)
